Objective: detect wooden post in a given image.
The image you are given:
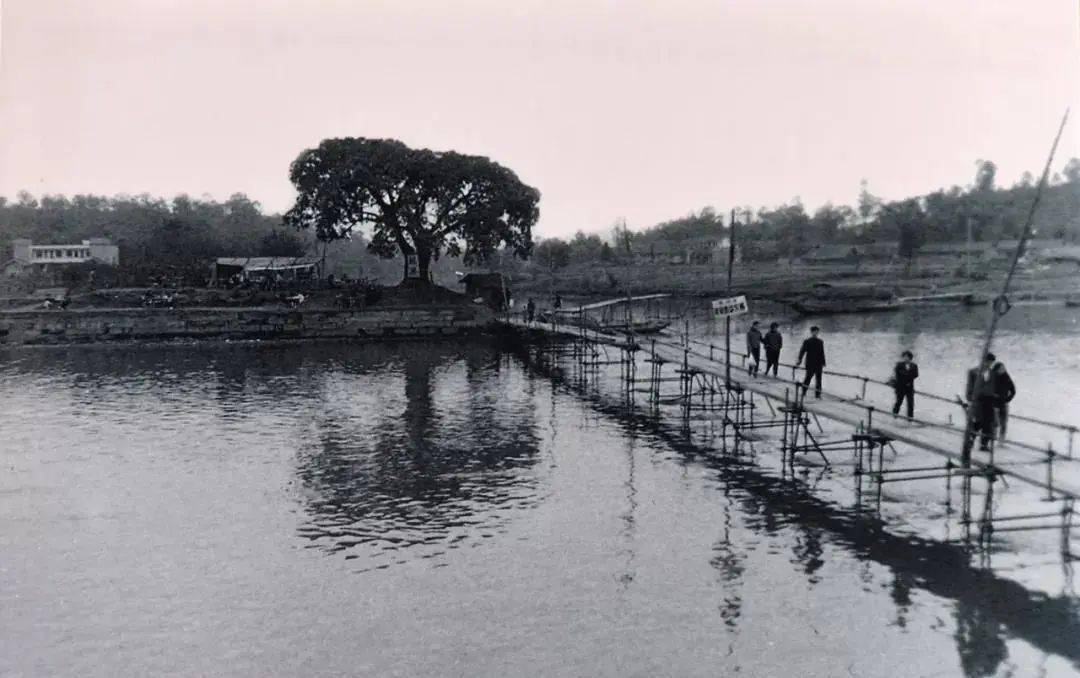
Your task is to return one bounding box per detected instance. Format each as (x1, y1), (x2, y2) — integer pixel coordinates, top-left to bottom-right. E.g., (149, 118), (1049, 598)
(725, 208), (736, 387)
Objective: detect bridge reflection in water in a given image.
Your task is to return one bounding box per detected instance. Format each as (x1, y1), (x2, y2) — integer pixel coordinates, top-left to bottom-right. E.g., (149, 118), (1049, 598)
(511, 325), (1080, 677)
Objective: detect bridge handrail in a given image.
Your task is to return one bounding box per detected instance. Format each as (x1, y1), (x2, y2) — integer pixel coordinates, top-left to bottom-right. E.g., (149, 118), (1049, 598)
(666, 337), (975, 438)
(646, 337), (1080, 502)
(678, 334), (1078, 438)
(659, 334), (1074, 458)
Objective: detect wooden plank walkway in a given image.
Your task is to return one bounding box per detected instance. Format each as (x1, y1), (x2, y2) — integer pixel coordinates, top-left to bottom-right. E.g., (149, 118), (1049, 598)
(502, 316), (634, 348)
(500, 317), (1080, 499)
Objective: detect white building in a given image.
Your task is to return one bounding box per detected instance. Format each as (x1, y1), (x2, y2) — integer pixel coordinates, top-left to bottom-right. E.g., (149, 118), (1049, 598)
(11, 238), (119, 266)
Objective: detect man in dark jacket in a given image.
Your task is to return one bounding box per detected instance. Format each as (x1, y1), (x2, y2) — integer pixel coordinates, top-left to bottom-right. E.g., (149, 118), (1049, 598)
(966, 353), (1009, 452)
(763, 323), (783, 376)
(892, 350), (919, 418)
(796, 326), (826, 399)
(746, 321), (763, 377)
(992, 360), (1016, 441)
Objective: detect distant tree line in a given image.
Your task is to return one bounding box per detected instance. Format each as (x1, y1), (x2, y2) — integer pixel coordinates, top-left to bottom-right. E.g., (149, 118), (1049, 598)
(533, 158), (1080, 266)
(0, 192), (307, 282)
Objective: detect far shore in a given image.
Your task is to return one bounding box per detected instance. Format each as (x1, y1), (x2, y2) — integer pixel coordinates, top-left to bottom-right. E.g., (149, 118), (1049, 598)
(512, 258), (1080, 308)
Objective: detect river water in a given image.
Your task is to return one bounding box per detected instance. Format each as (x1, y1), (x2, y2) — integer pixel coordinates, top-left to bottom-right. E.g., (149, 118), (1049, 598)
(1, 304), (1079, 677)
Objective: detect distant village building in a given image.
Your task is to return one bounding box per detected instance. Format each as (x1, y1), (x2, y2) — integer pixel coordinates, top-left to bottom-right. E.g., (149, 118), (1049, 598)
(4, 237), (119, 277)
(631, 237), (741, 265)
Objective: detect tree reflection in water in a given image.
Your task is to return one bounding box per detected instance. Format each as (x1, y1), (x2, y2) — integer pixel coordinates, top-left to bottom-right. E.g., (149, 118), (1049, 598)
(293, 341), (542, 566)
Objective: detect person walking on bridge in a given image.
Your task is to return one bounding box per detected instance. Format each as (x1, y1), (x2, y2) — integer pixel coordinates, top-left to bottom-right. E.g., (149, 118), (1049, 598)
(763, 323), (783, 376)
(991, 359), (1016, 442)
(891, 350), (919, 419)
(966, 353), (1003, 452)
(746, 321), (763, 377)
(796, 326), (826, 400)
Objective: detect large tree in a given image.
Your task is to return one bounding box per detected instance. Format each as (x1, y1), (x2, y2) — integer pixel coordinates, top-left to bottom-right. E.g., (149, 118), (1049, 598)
(283, 138), (540, 281)
(880, 198), (927, 260)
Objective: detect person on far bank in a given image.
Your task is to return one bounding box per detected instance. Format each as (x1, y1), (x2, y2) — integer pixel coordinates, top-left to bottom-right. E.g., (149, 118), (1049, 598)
(746, 321), (763, 377)
(553, 293), (562, 311)
(763, 323), (783, 376)
(796, 326), (826, 399)
(526, 298), (536, 324)
(891, 350), (919, 419)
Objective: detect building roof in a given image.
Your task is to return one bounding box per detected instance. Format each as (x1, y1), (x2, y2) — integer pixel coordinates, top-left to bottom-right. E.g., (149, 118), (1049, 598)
(458, 273), (506, 287)
(1039, 244), (1080, 262)
(214, 256), (320, 271)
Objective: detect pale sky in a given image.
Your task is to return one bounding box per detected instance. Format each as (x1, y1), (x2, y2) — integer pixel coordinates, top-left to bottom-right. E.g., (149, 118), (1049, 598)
(1, 0), (1077, 238)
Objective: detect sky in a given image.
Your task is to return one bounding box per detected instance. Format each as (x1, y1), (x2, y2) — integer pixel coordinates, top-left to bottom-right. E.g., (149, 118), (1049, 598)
(0, 0), (1077, 238)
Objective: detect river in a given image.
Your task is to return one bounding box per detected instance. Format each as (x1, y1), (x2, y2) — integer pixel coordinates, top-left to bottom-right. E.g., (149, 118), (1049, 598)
(1, 303), (1078, 677)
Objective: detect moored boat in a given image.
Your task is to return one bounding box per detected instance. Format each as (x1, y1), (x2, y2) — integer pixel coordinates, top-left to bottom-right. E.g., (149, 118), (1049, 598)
(790, 300), (901, 316)
(600, 319), (671, 335)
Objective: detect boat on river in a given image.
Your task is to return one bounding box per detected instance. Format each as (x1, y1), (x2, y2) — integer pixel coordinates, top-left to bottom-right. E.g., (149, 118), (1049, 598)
(597, 319), (671, 335)
(790, 299), (901, 315)
(790, 281), (901, 316)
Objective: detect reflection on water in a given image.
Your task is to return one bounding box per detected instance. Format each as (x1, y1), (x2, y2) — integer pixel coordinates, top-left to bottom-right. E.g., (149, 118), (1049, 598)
(1, 327), (1078, 677)
(294, 345), (543, 566)
(535, 355), (1080, 678)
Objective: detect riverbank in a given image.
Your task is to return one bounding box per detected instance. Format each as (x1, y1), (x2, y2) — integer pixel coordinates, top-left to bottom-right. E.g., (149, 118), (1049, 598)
(0, 303), (494, 346)
(0, 280), (501, 346)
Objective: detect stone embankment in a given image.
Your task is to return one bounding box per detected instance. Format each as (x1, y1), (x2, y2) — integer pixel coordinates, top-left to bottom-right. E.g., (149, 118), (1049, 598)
(0, 305), (494, 345)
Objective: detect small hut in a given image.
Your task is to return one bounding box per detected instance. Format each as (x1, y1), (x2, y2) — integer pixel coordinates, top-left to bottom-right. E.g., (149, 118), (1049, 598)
(209, 257), (322, 287)
(459, 273), (510, 309)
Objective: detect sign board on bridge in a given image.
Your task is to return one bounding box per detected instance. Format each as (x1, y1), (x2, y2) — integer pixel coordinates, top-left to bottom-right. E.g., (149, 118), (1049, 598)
(711, 295), (749, 317)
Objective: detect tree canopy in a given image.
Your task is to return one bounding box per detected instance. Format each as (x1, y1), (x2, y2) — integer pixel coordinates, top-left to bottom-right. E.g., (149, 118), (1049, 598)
(284, 138), (540, 280)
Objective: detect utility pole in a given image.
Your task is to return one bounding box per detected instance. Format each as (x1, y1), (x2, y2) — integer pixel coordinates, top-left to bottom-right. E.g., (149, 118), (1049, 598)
(725, 208), (737, 386)
(965, 214), (973, 278)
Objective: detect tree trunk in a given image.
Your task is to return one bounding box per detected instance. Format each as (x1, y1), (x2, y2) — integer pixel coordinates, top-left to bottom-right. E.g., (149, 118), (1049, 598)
(417, 247), (432, 282)
(397, 239), (415, 282)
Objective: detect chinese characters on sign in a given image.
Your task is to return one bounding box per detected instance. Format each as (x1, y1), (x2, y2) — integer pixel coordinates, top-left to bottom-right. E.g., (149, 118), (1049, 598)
(711, 295), (749, 317)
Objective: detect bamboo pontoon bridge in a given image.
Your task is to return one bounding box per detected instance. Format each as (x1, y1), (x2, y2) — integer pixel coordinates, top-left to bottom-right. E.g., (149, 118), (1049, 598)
(501, 312), (1078, 562)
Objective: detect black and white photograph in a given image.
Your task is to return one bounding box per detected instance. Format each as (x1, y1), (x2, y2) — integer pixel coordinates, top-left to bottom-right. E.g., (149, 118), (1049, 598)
(1, 1), (1079, 676)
